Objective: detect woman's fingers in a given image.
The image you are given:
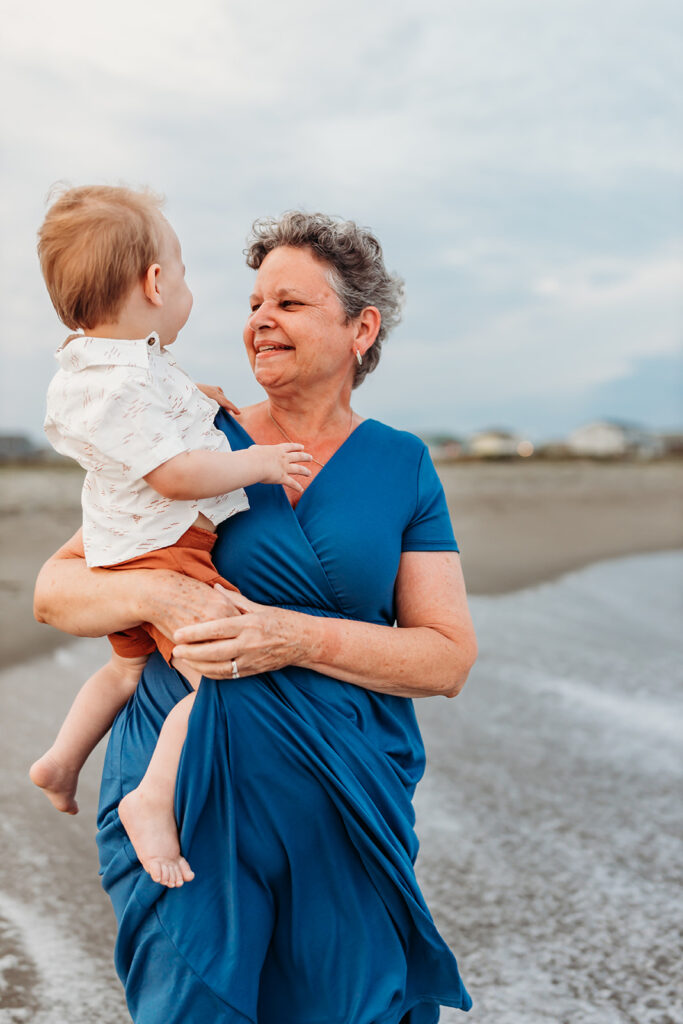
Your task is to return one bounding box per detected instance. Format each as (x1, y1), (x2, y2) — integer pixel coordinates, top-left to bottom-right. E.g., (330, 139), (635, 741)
(173, 615), (243, 645)
(213, 585), (258, 614)
(172, 638), (239, 664)
(171, 601), (299, 679)
(195, 383), (241, 414)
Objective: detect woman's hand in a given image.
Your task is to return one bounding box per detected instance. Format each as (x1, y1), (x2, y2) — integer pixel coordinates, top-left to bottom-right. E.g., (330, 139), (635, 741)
(144, 575), (241, 642)
(196, 383), (240, 416)
(172, 552), (477, 698)
(34, 530), (241, 640)
(171, 587), (310, 678)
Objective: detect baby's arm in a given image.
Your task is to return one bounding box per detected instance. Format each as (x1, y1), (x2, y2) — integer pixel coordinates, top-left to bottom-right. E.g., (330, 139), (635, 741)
(144, 443), (312, 498)
(30, 652), (148, 814)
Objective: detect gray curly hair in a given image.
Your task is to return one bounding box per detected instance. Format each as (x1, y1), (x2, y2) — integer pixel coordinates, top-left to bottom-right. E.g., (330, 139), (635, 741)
(245, 211), (404, 388)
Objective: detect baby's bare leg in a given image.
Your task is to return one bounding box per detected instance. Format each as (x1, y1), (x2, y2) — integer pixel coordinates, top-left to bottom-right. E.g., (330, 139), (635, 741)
(30, 652), (147, 814)
(118, 691), (197, 888)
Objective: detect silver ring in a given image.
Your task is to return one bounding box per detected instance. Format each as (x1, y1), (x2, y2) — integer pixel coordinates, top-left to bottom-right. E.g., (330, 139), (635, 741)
(231, 659), (240, 679)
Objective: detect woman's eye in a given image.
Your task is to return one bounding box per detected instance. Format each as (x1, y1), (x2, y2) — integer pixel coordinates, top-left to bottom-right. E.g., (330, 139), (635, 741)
(250, 303), (261, 313)
(280, 300), (300, 309)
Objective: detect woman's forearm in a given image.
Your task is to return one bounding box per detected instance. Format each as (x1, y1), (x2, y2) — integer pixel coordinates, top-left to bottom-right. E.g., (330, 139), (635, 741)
(297, 550), (476, 698)
(34, 532), (240, 641)
(34, 552), (148, 636)
(171, 552), (478, 697)
(298, 614), (476, 699)
(171, 604), (475, 699)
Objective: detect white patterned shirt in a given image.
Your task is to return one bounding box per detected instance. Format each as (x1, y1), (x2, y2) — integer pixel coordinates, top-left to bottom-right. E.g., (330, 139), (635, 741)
(44, 332), (250, 567)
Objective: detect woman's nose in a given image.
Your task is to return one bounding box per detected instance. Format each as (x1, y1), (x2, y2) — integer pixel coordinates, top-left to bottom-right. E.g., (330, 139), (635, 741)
(247, 301), (275, 332)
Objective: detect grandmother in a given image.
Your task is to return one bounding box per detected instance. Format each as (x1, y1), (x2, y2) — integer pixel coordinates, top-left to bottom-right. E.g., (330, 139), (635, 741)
(35, 212), (477, 1024)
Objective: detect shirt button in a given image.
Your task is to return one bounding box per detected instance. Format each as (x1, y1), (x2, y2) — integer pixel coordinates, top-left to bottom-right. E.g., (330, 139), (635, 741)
(147, 336), (155, 346)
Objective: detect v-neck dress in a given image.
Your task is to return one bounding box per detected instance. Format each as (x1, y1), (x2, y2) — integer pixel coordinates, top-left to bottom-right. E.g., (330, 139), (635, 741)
(96, 413), (472, 1023)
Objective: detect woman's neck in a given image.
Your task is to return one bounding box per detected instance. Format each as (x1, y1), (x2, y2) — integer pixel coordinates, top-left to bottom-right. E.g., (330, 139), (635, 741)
(267, 393), (353, 440)
(238, 388), (362, 498)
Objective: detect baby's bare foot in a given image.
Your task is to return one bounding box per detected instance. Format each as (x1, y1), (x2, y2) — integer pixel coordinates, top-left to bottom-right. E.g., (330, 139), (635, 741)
(118, 787), (194, 888)
(29, 751), (79, 814)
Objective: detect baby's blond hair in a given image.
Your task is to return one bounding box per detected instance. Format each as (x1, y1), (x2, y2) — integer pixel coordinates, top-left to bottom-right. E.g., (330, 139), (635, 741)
(37, 185), (165, 330)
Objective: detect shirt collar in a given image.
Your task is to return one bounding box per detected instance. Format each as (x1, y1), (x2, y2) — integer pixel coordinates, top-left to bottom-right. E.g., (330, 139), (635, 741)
(55, 332), (163, 371)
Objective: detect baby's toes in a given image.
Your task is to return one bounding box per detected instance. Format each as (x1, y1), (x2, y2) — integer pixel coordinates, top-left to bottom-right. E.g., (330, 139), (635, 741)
(179, 857), (195, 883)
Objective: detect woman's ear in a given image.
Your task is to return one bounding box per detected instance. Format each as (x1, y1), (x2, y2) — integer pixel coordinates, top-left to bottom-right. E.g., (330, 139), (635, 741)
(355, 306), (381, 355)
(142, 263), (163, 307)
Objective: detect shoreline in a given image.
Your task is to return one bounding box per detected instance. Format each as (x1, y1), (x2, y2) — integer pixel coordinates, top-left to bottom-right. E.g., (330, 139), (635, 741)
(2, 551), (681, 1023)
(2, 460), (682, 669)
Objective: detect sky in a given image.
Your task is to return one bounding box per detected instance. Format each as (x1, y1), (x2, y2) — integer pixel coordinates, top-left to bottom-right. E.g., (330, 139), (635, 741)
(1, 0), (681, 443)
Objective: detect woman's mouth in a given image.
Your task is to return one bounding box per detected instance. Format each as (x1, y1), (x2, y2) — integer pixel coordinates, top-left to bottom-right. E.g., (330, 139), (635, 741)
(255, 343), (293, 356)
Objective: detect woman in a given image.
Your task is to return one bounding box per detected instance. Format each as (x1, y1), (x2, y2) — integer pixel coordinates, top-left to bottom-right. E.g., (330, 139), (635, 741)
(35, 212), (477, 1023)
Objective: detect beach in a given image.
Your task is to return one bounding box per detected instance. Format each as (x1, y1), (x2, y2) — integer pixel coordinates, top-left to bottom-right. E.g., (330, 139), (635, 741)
(1, 460), (682, 1022)
(2, 459), (682, 668)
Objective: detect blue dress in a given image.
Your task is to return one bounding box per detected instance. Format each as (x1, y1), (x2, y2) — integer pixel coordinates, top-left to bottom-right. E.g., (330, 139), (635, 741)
(97, 414), (472, 1023)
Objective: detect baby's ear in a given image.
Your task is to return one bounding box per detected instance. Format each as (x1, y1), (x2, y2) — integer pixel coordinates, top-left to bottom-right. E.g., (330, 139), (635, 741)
(142, 263), (163, 305)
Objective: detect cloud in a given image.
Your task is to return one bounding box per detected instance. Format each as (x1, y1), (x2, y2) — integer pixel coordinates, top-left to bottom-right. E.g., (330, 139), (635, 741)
(1, 0), (681, 441)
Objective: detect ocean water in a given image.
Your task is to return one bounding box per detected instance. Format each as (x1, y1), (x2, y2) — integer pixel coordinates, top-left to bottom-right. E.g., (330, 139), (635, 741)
(1, 552), (681, 1023)
(416, 551), (683, 1024)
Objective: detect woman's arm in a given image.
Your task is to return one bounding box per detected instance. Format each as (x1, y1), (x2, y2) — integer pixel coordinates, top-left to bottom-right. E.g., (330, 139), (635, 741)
(309, 551), (477, 697)
(33, 529), (238, 639)
(171, 551), (477, 699)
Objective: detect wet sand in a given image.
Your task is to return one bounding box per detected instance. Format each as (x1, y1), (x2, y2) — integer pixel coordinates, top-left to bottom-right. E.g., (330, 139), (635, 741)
(1, 461), (682, 1022)
(3, 555), (681, 1023)
(2, 460), (682, 668)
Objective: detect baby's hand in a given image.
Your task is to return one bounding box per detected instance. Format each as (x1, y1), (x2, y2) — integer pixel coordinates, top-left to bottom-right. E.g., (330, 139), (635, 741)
(255, 443), (313, 492)
(196, 383), (240, 415)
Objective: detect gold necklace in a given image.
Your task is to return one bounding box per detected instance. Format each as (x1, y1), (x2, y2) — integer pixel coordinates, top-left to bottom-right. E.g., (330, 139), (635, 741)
(268, 407), (354, 468)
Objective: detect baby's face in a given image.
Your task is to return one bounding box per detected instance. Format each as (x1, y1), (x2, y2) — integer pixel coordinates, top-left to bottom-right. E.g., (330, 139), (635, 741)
(156, 219), (193, 347)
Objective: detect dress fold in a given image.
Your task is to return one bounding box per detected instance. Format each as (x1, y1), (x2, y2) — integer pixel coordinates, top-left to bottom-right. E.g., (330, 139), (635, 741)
(97, 415), (471, 1022)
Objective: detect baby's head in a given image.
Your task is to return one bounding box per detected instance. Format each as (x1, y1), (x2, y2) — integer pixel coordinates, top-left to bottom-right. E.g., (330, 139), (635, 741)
(37, 185), (192, 344)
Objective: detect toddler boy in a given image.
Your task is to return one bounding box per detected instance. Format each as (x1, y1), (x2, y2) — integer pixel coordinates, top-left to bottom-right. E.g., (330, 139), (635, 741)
(30, 185), (311, 887)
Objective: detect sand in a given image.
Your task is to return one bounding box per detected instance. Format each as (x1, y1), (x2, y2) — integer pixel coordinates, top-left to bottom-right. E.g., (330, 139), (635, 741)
(438, 458), (683, 595)
(1, 461), (682, 1022)
(2, 554), (681, 1022)
(1, 460), (682, 668)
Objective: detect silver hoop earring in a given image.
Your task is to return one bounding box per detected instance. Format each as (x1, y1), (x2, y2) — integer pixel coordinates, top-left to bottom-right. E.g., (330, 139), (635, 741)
(355, 349), (363, 366)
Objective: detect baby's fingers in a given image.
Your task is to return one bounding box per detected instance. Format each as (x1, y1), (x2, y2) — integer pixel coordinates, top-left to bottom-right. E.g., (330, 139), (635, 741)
(288, 461), (312, 477)
(282, 475), (304, 493)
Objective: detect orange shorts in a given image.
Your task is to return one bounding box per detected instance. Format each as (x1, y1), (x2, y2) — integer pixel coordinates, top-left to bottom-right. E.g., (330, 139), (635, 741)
(106, 525), (238, 664)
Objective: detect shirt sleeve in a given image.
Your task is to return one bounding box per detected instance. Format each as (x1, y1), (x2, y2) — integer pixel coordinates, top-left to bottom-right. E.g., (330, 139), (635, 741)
(75, 373), (191, 481)
(401, 446), (459, 553)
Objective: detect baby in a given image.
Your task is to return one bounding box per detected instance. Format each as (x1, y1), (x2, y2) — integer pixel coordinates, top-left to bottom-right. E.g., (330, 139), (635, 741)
(29, 185), (311, 887)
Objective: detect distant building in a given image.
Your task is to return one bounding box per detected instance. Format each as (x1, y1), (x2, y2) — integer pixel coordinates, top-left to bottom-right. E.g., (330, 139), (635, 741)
(658, 432), (683, 456)
(0, 434), (40, 462)
(422, 434), (463, 462)
(467, 428), (534, 459)
(566, 420), (664, 458)
(0, 433), (70, 465)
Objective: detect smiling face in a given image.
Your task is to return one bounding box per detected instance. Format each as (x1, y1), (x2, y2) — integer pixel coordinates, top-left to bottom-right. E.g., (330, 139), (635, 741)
(243, 246), (358, 395)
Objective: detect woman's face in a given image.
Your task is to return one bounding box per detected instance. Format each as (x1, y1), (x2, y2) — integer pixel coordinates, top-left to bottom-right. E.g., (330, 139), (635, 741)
(243, 246), (356, 394)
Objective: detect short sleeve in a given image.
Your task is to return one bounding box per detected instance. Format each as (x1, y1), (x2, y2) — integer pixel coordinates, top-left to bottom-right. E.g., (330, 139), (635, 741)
(45, 370), (191, 481)
(87, 377), (190, 480)
(401, 446), (459, 553)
